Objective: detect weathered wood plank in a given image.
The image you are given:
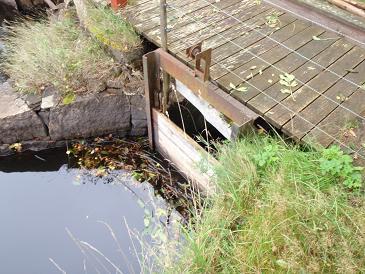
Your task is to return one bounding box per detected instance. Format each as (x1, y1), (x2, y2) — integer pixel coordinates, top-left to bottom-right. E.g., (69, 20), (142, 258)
(147, 0), (261, 46)
(210, 18), (312, 82)
(302, 85), (365, 148)
(248, 38), (353, 115)
(216, 23), (321, 94)
(266, 46), (364, 129)
(152, 108), (216, 194)
(240, 31), (338, 104)
(284, 56), (365, 142)
(170, 2), (272, 56)
(138, 0), (214, 33)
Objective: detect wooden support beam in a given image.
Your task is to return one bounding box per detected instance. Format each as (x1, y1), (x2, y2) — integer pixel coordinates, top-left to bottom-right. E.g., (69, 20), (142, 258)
(152, 108), (216, 195)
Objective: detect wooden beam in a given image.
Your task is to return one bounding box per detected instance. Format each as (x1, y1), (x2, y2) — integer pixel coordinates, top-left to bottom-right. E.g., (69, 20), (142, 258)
(152, 108), (216, 195)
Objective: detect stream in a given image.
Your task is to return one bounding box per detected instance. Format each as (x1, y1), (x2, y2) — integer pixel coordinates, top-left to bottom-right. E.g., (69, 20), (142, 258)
(0, 148), (179, 273)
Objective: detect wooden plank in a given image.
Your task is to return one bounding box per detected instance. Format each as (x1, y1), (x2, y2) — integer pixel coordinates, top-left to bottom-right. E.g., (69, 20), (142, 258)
(211, 18), (313, 82)
(152, 108), (216, 194)
(126, 0), (202, 33)
(175, 7), (278, 68)
(216, 23), (321, 93)
(302, 86), (365, 148)
(266, 46), (364, 129)
(264, 0), (365, 46)
(146, 0), (260, 46)
(143, 51), (161, 148)
(251, 37), (352, 114)
(175, 80), (254, 139)
(169, 2), (272, 55)
(240, 31), (339, 104)
(284, 56), (365, 141)
(248, 38), (353, 115)
(210, 11), (292, 64)
(138, 0), (213, 33)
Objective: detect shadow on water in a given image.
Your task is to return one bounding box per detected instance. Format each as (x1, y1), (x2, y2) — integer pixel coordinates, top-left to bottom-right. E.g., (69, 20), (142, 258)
(0, 147), (180, 274)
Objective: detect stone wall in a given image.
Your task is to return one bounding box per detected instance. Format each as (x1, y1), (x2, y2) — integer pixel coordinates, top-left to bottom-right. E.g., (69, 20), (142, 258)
(0, 81), (147, 156)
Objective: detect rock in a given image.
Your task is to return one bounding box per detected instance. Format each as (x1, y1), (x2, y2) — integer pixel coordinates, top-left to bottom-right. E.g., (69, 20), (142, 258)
(106, 78), (123, 89)
(48, 93), (131, 140)
(0, 0), (18, 22)
(0, 81), (48, 144)
(0, 144), (12, 156)
(41, 86), (60, 109)
(22, 93), (42, 111)
(38, 110), (50, 128)
(130, 94), (147, 136)
(87, 79), (106, 93)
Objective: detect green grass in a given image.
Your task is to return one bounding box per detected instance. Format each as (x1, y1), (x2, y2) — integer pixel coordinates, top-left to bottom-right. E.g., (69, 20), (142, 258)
(85, 4), (141, 52)
(2, 10), (120, 95)
(153, 134), (365, 273)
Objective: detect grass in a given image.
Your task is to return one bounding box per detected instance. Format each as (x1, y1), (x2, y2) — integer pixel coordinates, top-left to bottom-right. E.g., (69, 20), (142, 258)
(150, 134), (365, 273)
(85, 4), (141, 52)
(2, 4), (140, 95)
(3, 10), (115, 95)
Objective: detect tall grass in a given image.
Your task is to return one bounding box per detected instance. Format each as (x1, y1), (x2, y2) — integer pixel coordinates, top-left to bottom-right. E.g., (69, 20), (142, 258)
(154, 135), (365, 273)
(2, 10), (115, 94)
(85, 4), (141, 52)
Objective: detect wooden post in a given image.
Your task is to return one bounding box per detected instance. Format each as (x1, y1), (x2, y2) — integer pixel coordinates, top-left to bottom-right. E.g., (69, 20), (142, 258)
(160, 0), (170, 114)
(143, 52), (161, 149)
(111, 0), (127, 11)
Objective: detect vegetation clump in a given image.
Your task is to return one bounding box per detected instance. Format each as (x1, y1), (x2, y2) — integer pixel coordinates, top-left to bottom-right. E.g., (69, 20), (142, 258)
(85, 4), (141, 52)
(155, 135), (365, 273)
(3, 11), (116, 95)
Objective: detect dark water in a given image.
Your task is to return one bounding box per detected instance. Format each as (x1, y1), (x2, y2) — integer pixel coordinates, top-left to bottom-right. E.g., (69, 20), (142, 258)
(0, 149), (174, 274)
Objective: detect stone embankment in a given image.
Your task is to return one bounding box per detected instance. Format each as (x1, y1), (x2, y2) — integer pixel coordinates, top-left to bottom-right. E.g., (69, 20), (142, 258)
(0, 80), (146, 156)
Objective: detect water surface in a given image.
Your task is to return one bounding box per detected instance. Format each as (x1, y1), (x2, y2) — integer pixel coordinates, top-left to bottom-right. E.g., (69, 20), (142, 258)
(0, 149), (173, 274)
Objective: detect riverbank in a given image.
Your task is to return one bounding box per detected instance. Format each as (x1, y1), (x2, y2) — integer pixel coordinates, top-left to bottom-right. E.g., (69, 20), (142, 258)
(149, 134), (365, 273)
(0, 4), (147, 155)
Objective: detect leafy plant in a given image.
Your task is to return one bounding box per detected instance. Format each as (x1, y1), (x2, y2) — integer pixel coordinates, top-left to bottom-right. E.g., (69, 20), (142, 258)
(253, 143), (279, 168)
(279, 73), (298, 100)
(319, 145), (363, 189)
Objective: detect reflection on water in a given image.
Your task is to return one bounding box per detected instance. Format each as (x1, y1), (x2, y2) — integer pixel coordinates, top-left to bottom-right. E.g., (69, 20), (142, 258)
(0, 148), (177, 274)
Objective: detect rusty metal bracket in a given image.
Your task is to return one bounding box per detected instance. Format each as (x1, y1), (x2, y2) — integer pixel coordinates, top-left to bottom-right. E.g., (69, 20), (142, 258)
(195, 48), (212, 82)
(185, 42), (212, 82)
(186, 42), (202, 59)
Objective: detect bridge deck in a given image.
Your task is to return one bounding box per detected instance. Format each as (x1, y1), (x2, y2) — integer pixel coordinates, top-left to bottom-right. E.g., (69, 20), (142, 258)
(122, 0), (365, 149)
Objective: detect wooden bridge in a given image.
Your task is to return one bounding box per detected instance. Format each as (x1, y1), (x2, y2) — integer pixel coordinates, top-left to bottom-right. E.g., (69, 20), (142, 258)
(122, 0), (365, 152)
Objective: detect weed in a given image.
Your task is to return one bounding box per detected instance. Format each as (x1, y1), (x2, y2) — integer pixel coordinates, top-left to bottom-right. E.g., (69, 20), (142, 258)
(85, 4), (141, 52)
(3, 9), (116, 95)
(319, 145), (363, 189)
(152, 135), (365, 273)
